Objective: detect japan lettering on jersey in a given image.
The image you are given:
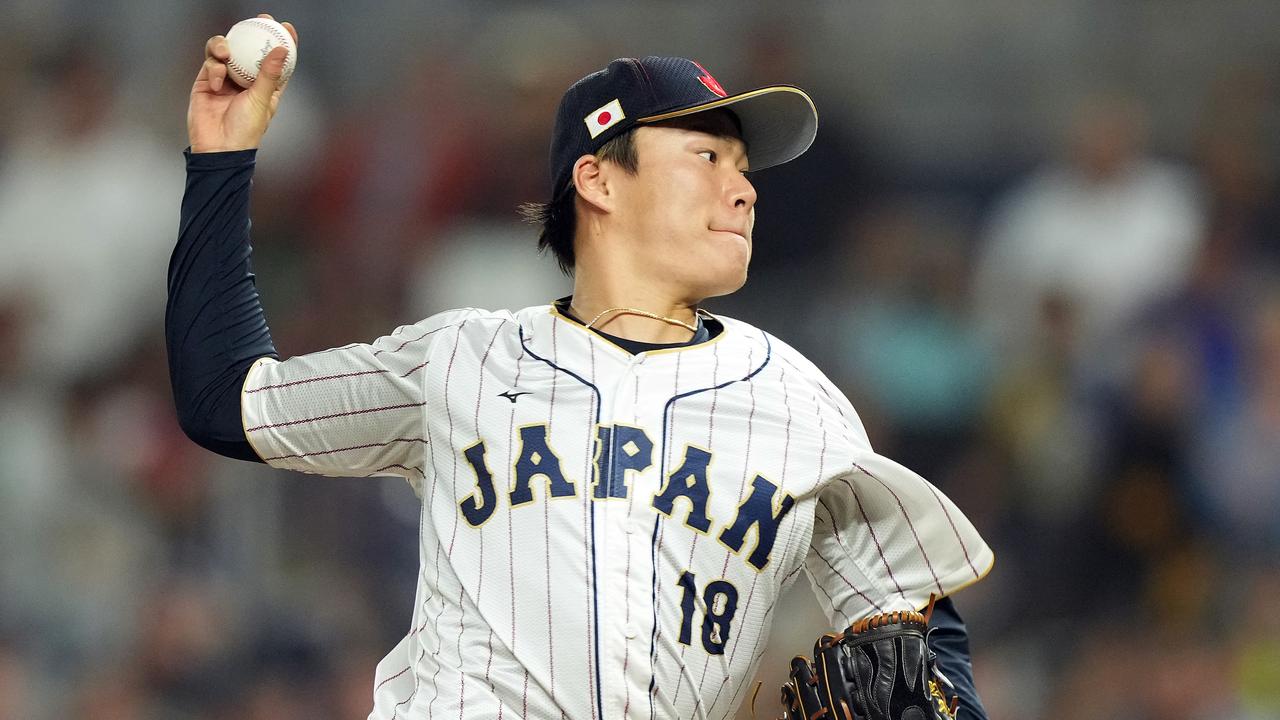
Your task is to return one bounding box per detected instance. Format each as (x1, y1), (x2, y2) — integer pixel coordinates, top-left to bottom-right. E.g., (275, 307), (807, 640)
(241, 305), (994, 720)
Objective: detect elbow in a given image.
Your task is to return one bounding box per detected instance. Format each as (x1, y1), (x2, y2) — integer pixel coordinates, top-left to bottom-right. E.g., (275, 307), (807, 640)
(172, 392), (262, 463)
(175, 403), (226, 453)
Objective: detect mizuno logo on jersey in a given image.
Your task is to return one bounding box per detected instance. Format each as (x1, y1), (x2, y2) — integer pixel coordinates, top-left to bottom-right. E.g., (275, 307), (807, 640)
(457, 423), (795, 571)
(497, 390), (532, 403)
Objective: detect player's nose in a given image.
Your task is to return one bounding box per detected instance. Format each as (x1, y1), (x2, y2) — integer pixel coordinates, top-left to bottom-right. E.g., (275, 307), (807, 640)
(728, 171), (757, 212)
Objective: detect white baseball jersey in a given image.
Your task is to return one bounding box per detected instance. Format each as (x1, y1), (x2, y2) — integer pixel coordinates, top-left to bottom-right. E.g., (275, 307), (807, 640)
(241, 304), (994, 720)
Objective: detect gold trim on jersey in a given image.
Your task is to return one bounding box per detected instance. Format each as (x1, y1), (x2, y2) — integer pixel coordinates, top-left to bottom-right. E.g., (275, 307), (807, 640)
(547, 303), (731, 357)
(548, 305), (633, 356)
(240, 355), (276, 463)
(912, 550), (997, 611)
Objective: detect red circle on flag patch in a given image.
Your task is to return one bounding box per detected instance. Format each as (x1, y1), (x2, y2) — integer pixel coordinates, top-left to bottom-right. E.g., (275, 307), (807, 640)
(597, 111), (612, 125)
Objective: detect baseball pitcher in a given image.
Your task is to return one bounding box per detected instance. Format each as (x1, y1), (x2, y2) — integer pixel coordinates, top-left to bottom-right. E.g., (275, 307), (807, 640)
(168, 16), (994, 720)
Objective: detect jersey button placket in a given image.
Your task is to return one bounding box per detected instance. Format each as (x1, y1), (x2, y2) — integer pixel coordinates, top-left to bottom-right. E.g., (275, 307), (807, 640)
(624, 365), (660, 706)
(604, 361), (644, 714)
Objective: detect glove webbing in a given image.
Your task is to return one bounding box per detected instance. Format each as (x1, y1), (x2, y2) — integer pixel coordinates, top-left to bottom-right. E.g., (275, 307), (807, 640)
(771, 596), (960, 720)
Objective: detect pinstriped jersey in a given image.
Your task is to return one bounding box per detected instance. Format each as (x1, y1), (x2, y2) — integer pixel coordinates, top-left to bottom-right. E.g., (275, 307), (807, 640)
(241, 304), (994, 720)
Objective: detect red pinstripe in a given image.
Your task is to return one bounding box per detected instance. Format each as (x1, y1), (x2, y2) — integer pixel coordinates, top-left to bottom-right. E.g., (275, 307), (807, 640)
(376, 664), (411, 690)
(669, 345), (723, 708)
(400, 360), (431, 378)
(455, 323), (505, 720)
(263, 437), (426, 461)
(726, 380), (836, 720)
(813, 545), (885, 613)
(506, 347), (529, 715)
(713, 362), (794, 717)
(853, 489), (906, 596)
(648, 350), (687, 698)
(246, 401), (426, 432)
(544, 320), (560, 715)
(852, 463), (945, 595)
(427, 323), (468, 720)
(245, 368), (389, 393)
(926, 483), (980, 577)
(374, 325), (451, 357)
(375, 463), (425, 478)
(810, 567), (854, 626)
(391, 647), (427, 720)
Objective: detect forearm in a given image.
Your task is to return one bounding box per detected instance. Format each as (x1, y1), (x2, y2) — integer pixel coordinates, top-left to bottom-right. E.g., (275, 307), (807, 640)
(165, 148), (276, 462)
(928, 596), (989, 720)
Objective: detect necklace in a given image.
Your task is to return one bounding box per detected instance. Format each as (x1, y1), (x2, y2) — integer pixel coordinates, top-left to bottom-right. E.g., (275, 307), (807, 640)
(571, 304), (699, 334)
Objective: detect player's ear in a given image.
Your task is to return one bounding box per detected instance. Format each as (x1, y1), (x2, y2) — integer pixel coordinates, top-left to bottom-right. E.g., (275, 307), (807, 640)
(572, 154), (614, 213)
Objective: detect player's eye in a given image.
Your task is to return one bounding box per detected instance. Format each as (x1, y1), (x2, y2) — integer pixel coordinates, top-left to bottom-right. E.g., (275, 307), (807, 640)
(698, 150), (717, 163)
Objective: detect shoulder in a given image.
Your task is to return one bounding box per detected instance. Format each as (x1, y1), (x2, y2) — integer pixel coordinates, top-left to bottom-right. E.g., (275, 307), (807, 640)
(710, 313), (772, 355)
(412, 304), (581, 352)
(714, 314), (871, 445)
(716, 314), (826, 382)
(395, 306), (528, 338)
(369, 308), (525, 362)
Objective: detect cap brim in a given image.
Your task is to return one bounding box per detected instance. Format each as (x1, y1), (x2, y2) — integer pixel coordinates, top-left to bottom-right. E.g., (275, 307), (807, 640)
(636, 85), (818, 171)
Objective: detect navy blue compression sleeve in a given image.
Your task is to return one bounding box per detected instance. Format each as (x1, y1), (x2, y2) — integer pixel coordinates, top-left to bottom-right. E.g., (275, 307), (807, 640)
(927, 596), (989, 720)
(165, 148), (276, 462)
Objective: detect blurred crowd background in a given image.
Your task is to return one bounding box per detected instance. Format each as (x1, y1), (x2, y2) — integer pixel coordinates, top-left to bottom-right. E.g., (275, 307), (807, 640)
(1, 1), (1279, 718)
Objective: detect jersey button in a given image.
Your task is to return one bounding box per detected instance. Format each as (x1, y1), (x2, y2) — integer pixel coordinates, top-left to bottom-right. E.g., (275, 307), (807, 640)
(624, 623), (640, 638)
(627, 517), (649, 535)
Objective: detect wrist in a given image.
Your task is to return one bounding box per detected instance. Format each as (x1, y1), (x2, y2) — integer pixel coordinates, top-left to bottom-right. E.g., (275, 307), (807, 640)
(190, 141), (260, 153)
(184, 146), (258, 168)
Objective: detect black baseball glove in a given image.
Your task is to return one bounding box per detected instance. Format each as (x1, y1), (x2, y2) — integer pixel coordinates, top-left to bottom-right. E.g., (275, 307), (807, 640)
(777, 607), (958, 720)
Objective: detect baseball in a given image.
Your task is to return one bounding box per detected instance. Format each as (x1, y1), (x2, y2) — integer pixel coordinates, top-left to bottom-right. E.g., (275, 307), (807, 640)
(225, 17), (297, 89)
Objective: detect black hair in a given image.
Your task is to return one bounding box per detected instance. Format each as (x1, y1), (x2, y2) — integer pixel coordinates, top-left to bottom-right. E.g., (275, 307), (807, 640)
(519, 109), (743, 276)
(520, 129), (640, 275)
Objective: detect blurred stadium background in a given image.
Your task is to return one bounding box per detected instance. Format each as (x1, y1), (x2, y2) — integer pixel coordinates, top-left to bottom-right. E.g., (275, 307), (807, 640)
(1, 1), (1279, 718)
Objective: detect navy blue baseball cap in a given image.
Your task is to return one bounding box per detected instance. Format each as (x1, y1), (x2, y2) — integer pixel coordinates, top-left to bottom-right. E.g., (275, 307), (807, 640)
(548, 56), (818, 199)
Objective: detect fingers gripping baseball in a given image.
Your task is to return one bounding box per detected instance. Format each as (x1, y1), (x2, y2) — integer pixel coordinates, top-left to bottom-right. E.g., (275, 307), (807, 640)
(188, 15), (298, 153)
(252, 46), (290, 109)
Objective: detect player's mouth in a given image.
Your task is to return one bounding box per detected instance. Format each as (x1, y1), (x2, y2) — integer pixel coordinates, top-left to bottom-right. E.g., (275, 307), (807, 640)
(710, 227), (750, 244)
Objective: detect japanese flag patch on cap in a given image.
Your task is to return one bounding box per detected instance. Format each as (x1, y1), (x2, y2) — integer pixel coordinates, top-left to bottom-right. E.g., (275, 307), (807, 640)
(548, 56), (818, 198)
(585, 99), (625, 139)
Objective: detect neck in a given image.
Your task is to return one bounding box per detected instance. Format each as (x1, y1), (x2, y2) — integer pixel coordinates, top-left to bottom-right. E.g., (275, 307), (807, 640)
(568, 284), (699, 344)
(569, 220), (703, 343)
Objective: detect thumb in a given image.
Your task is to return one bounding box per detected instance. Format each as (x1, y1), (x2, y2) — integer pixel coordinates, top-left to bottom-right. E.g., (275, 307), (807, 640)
(249, 45), (289, 106)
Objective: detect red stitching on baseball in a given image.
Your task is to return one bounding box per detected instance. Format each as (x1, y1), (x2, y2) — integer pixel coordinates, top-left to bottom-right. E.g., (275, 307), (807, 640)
(227, 18), (293, 85)
(226, 57), (255, 86)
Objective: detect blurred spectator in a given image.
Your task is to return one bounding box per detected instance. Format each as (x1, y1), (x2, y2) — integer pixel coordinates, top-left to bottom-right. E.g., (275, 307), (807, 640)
(406, 220), (570, 313)
(3, 5), (1280, 720)
(1234, 566), (1280, 717)
(709, 15), (882, 334)
(737, 18), (879, 277)
(0, 42), (182, 384)
(69, 670), (149, 720)
(972, 91), (1206, 377)
(0, 31), (31, 162)
(986, 292), (1099, 525)
(296, 43), (478, 339)
(814, 201), (991, 476)
(1193, 65), (1280, 265)
(1193, 292), (1280, 549)
(0, 303), (73, 647)
(0, 641), (33, 720)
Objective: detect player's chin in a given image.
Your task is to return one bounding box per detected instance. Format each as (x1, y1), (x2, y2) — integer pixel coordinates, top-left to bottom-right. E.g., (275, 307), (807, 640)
(698, 262), (750, 299)
(714, 232), (751, 267)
